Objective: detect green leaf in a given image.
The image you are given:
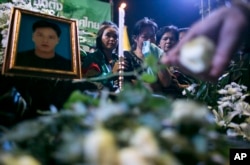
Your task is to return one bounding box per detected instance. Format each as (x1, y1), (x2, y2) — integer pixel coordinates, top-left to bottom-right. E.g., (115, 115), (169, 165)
(195, 83), (207, 100)
(144, 54), (159, 73)
(141, 72), (157, 83)
(63, 90), (99, 109)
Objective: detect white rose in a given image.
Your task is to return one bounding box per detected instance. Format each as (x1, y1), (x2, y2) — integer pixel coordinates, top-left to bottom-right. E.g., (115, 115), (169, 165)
(180, 36), (215, 73)
(118, 148), (149, 165)
(171, 99), (209, 124)
(83, 127), (118, 165)
(0, 153), (41, 165)
(130, 127), (159, 159)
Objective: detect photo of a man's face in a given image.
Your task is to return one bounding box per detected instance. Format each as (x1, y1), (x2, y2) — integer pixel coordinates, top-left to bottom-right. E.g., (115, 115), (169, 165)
(32, 27), (60, 57)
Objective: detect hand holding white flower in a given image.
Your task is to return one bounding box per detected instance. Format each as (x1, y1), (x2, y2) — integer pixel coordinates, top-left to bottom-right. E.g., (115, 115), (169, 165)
(180, 36), (215, 73)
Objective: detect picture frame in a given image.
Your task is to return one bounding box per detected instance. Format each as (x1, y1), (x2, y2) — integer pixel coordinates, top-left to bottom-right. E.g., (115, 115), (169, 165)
(2, 7), (82, 79)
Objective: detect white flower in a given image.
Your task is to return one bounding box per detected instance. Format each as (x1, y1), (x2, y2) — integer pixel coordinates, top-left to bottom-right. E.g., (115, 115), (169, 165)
(118, 148), (149, 165)
(1, 36), (8, 48)
(217, 82), (248, 110)
(93, 101), (127, 122)
(218, 89), (228, 95)
(182, 83), (198, 95)
(227, 87), (238, 95)
(68, 102), (87, 114)
(92, 90), (128, 122)
(219, 96), (231, 102)
(182, 90), (186, 96)
(0, 153), (41, 165)
(240, 85), (248, 91)
(130, 127), (159, 159)
(179, 36), (215, 73)
(218, 101), (233, 109)
(83, 127), (118, 165)
(171, 99), (209, 124)
(239, 122), (250, 140)
(231, 93), (242, 101)
(235, 101), (250, 116)
(240, 94), (250, 101)
(227, 128), (240, 137)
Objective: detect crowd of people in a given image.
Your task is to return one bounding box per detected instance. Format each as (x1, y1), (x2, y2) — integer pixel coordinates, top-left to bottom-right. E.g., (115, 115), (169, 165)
(81, 17), (187, 97)
(82, 0), (250, 99)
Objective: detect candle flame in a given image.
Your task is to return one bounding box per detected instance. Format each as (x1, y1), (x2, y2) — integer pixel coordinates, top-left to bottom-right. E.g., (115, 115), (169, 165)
(119, 3), (126, 9)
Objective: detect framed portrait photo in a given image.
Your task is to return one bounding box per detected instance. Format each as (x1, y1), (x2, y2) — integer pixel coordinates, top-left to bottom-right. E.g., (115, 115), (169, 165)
(2, 7), (82, 79)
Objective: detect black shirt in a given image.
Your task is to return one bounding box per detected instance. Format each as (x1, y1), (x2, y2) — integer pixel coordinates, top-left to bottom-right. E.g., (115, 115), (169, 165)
(16, 49), (72, 71)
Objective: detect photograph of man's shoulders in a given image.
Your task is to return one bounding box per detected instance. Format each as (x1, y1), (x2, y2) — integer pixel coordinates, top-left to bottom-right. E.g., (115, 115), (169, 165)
(53, 52), (72, 71)
(16, 49), (72, 71)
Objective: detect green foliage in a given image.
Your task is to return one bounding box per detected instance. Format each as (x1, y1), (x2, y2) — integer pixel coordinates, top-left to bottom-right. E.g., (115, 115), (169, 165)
(140, 54), (160, 83)
(0, 80), (233, 165)
(63, 90), (99, 109)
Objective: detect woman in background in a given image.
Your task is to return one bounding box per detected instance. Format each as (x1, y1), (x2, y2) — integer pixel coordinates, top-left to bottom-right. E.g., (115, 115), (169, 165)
(82, 22), (119, 92)
(156, 25), (179, 53)
(123, 17), (177, 96)
(156, 25), (193, 86)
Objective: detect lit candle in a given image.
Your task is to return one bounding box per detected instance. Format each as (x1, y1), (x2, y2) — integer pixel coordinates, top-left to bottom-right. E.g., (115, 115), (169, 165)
(118, 3), (126, 57)
(118, 3), (126, 90)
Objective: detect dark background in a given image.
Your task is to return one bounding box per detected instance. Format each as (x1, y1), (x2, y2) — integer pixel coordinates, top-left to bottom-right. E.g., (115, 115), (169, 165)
(99, 0), (228, 40)
(112, 0), (201, 29)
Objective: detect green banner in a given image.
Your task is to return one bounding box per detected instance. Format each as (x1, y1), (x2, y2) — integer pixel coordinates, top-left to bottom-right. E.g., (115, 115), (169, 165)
(54, 0), (111, 52)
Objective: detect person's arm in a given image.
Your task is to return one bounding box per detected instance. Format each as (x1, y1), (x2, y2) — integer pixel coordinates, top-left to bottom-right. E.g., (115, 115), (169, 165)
(161, 1), (250, 82)
(156, 67), (172, 87)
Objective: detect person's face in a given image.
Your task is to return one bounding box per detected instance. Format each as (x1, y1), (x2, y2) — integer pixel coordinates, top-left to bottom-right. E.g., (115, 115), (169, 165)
(135, 26), (156, 50)
(179, 31), (187, 41)
(101, 27), (118, 51)
(158, 32), (177, 53)
(32, 27), (59, 53)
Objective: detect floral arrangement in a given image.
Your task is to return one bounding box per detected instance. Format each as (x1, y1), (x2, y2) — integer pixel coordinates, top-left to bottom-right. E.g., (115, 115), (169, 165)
(213, 82), (250, 140)
(0, 83), (233, 165)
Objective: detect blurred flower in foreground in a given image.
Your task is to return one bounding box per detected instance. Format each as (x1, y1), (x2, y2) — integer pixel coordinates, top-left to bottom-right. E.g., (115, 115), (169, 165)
(171, 99), (209, 125)
(83, 127), (118, 165)
(180, 36), (215, 73)
(118, 148), (149, 165)
(0, 153), (41, 165)
(130, 126), (159, 159)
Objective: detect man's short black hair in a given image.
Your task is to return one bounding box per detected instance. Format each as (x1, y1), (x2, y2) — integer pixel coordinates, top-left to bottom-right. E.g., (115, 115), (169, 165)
(32, 20), (61, 37)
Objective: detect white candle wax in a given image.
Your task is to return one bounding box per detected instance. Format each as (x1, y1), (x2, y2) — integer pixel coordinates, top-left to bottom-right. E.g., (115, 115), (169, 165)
(118, 6), (125, 57)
